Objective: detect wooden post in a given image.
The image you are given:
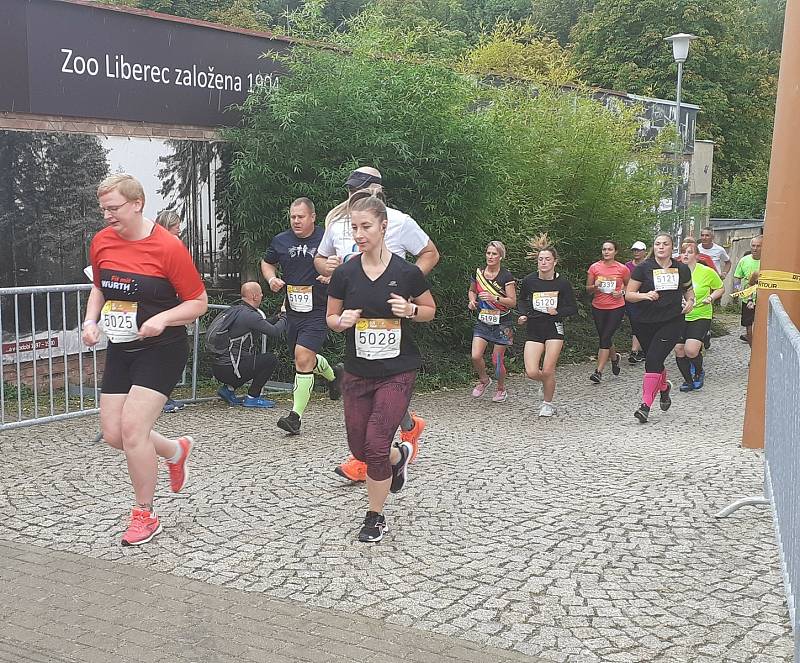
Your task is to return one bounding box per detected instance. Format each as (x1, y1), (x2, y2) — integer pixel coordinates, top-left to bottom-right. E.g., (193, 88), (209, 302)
(741, 0), (800, 448)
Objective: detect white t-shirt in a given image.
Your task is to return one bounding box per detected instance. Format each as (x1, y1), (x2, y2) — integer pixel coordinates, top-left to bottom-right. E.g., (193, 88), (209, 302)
(318, 206), (430, 262)
(698, 243), (730, 273)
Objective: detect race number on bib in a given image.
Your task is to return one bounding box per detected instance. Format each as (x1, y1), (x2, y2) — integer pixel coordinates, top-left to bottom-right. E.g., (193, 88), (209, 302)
(355, 318), (402, 360)
(596, 279), (616, 294)
(478, 308), (501, 325)
(653, 268), (679, 291)
(531, 291), (559, 314)
(101, 300), (138, 343)
(287, 285), (313, 312)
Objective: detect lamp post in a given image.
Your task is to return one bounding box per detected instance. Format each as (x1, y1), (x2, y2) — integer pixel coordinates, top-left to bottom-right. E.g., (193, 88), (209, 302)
(665, 33), (697, 238)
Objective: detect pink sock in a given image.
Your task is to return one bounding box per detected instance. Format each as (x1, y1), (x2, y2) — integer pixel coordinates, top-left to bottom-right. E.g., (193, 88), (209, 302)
(642, 372), (662, 407)
(659, 369), (669, 392)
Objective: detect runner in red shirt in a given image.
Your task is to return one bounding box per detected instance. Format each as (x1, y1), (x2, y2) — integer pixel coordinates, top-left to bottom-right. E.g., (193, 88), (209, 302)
(82, 174), (207, 546)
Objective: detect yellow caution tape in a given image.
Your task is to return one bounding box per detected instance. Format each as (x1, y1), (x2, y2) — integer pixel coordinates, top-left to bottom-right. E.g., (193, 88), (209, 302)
(757, 278), (800, 292)
(730, 269), (800, 298)
(759, 270), (800, 284)
(731, 285), (757, 299)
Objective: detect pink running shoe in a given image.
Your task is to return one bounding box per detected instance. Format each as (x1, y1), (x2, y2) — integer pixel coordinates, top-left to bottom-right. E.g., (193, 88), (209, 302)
(471, 379), (492, 398)
(121, 509), (162, 546)
(167, 435), (194, 493)
(492, 390), (507, 403)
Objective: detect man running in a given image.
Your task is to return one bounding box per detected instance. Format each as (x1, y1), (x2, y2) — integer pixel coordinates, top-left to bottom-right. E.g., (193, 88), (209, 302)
(698, 227), (732, 278)
(261, 198), (343, 434)
(733, 234), (763, 347)
(314, 167), (439, 481)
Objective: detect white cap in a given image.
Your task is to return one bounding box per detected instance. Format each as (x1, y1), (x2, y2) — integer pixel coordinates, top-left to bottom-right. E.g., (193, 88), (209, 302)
(631, 241), (647, 250)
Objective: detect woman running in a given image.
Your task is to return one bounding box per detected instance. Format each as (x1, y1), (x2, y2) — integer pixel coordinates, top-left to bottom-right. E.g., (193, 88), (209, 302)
(517, 235), (577, 417)
(625, 233), (694, 423)
(326, 191), (436, 543)
(675, 238), (724, 391)
(586, 240), (629, 383)
(82, 174), (207, 545)
(625, 241), (648, 363)
(468, 241), (516, 402)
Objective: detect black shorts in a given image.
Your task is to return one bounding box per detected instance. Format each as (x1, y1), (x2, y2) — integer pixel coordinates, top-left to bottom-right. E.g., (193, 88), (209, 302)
(526, 318), (564, 343)
(287, 313), (329, 353)
(680, 318), (712, 344)
(102, 338), (188, 397)
(741, 302), (756, 327)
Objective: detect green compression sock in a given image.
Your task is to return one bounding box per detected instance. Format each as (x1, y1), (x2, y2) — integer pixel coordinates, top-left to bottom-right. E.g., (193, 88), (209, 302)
(292, 372), (314, 417)
(313, 355), (335, 382)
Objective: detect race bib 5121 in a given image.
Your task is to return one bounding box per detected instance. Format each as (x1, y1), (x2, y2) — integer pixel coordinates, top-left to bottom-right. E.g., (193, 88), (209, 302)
(653, 268), (679, 291)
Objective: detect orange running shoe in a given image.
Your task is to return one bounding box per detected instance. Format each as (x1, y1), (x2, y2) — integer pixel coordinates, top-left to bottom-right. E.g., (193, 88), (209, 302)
(121, 508), (162, 546)
(400, 414), (426, 463)
(334, 455), (367, 482)
(167, 435), (194, 493)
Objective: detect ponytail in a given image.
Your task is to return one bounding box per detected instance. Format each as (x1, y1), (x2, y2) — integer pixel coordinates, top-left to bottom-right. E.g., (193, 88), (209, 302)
(526, 232), (559, 262)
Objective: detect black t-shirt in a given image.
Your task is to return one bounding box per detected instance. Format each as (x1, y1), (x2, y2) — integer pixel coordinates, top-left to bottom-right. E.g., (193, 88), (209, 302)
(263, 226), (326, 315)
(328, 254), (430, 378)
(631, 258), (693, 323)
(518, 273), (578, 335)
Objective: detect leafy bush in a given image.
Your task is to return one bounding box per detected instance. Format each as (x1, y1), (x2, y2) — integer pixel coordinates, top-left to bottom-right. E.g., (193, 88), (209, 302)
(225, 45), (665, 379)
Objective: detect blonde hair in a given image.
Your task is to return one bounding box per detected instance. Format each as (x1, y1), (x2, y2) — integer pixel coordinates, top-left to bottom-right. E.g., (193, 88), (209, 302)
(680, 236), (698, 253)
(526, 233), (558, 262)
(325, 183), (385, 228)
(348, 189), (388, 222)
(486, 241), (506, 259)
(97, 173), (145, 206)
(156, 210), (181, 231)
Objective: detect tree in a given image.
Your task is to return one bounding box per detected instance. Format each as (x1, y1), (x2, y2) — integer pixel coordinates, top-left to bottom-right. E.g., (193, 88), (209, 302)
(225, 45), (664, 373)
(460, 18), (579, 85)
(570, 0), (779, 183)
(710, 163), (768, 219)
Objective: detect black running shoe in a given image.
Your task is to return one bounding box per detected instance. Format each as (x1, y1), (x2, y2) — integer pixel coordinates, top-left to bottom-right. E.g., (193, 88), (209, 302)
(635, 351), (646, 362)
(329, 363), (344, 401)
(628, 353), (638, 365)
(589, 370), (602, 384)
(634, 403), (650, 423)
(390, 441), (412, 494)
(659, 381), (672, 411)
(611, 352), (621, 376)
(277, 411), (301, 435)
(703, 331), (711, 350)
(358, 511), (388, 543)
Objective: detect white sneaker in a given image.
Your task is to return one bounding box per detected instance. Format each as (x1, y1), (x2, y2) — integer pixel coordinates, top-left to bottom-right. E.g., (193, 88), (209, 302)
(538, 402), (556, 417)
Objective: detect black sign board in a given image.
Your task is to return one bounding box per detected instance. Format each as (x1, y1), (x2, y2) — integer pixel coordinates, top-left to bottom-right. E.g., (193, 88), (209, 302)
(0, 0), (290, 127)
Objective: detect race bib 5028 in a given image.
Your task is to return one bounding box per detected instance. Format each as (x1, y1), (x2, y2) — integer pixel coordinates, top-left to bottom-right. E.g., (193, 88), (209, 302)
(355, 318), (401, 360)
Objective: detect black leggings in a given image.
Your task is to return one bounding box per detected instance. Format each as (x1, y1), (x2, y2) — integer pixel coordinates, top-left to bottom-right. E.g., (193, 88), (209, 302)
(637, 317), (684, 373)
(212, 353), (278, 397)
(591, 306), (626, 350)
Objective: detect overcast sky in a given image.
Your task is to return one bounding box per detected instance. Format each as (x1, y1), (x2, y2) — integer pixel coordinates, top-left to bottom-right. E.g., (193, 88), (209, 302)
(101, 136), (171, 215)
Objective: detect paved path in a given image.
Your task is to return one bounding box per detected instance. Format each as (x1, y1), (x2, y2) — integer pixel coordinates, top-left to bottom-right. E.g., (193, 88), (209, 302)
(0, 330), (793, 662)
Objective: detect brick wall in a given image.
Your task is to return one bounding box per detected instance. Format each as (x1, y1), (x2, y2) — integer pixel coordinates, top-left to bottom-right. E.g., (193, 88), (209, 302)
(2, 351), (106, 391)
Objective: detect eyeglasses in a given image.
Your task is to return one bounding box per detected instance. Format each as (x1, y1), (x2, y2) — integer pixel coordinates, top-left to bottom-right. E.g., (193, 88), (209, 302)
(99, 201), (131, 214)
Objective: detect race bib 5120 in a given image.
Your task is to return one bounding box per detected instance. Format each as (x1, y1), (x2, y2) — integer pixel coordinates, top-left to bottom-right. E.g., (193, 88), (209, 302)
(531, 291), (558, 313)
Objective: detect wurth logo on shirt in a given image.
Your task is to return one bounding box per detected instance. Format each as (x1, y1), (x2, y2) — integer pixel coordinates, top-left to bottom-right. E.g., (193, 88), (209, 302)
(288, 244), (317, 258)
(101, 274), (138, 294)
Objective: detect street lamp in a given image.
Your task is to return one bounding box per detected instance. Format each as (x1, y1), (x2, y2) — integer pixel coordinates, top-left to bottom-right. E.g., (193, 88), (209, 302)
(665, 32), (697, 237)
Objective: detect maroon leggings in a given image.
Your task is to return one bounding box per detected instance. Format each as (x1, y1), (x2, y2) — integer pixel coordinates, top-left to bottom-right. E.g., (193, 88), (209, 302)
(342, 370), (416, 481)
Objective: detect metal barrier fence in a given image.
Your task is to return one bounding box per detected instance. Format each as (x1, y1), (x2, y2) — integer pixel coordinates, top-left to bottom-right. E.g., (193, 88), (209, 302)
(1, 284), (100, 431)
(0, 287), (287, 431)
(716, 295), (800, 662)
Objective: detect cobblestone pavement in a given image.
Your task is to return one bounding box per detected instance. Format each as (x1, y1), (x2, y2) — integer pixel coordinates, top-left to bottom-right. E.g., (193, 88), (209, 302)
(0, 330), (792, 662)
(0, 539), (536, 663)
